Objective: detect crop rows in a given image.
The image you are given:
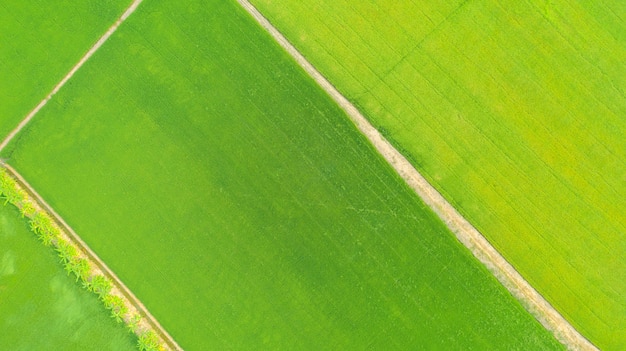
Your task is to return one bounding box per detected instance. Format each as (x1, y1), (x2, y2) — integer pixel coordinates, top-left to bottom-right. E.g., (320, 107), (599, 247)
(249, 0), (626, 348)
(0, 0), (586, 349)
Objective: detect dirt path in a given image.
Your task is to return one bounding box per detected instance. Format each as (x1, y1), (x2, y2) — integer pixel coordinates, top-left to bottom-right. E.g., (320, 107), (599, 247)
(0, 0), (144, 153)
(237, 1), (597, 350)
(0, 1), (186, 349)
(4, 164), (183, 351)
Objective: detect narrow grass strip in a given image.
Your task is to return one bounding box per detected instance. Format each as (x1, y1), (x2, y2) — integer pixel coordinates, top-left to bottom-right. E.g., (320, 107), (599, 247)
(0, 0), (144, 153)
(236, 1), (598, 350)
(0, 165), (182, 351)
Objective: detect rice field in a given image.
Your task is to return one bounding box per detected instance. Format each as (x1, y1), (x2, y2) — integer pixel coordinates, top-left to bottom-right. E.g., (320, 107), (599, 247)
(1, 0), (564, 349)
(0, 204), (136, 350)
(249, 0), (626, 349)
(0, 0), (128, 139)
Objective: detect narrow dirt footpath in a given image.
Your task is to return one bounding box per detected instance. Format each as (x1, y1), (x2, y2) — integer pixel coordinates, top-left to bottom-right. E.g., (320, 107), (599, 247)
(236, 1), (597, 350)
(0, 0), (182, 347)
(0, 0), (144, 153)
(4, 164), (183, 351)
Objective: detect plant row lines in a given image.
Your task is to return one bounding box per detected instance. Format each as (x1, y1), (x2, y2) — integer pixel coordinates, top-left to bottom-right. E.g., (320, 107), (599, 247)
(0, 167), (166, 351)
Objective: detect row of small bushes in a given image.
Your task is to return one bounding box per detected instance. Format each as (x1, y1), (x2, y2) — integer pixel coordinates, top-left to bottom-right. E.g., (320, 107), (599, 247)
(0, 168), (164, 351)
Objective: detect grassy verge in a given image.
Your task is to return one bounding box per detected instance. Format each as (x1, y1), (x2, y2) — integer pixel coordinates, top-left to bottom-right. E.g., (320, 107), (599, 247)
(249, 0), (626, 348)
(0, 168), (165, 351)
(2, 0), (564, 349)
(0, 182), (135, 350)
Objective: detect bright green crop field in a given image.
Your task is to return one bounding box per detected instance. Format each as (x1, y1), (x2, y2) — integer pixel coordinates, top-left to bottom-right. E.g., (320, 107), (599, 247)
(2, 0), (563, 349)
(0, 204), (136, 350)
(0, 0), (128, 139)
(250, 0), (626, 349)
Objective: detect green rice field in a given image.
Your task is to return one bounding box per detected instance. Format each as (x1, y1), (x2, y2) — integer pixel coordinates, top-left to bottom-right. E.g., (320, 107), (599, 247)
(0, 204), (136, 350)
(2, 0), (564, 349)
(0, 0), (128, 139)
(249, 0), (626, 349)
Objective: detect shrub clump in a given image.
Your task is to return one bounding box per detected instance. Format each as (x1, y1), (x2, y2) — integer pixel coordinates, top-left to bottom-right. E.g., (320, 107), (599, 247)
(0, 168), (166, 351)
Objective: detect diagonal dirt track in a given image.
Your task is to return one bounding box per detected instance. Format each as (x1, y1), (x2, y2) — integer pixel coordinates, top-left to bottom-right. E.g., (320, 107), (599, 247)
(3, 164), (183, 351)
(236, 1), (598, 350)
(0, 0), (183, 347)
(0, 0), (144, 153)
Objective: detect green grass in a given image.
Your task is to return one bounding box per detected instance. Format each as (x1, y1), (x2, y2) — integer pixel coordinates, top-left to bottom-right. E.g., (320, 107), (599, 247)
(248, 0), (626, 349)
(1, 0), (564, 349)
(0, 0), (128, 139)
(0, 204), (136, 350)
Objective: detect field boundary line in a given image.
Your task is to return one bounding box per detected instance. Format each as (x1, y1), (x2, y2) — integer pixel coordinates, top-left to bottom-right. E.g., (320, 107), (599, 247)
(0, 0), (144, 153)
(3, 164), (183, 351)
(237, 1), (597, 350)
